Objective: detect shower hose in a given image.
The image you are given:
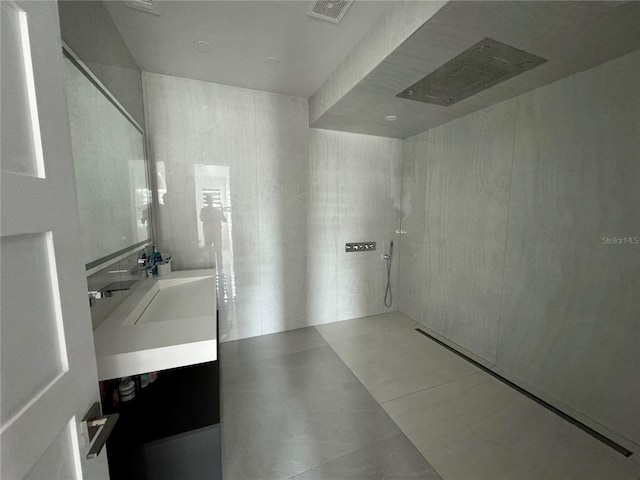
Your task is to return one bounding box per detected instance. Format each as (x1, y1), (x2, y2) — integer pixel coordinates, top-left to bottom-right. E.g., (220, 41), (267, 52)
(384, 240), (393, 308)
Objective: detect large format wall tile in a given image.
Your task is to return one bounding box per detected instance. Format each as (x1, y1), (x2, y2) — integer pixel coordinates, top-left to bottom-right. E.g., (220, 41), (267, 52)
(398, 51), (640, 446)
(398, 133), (429, 326)
(498, 51), (640, 444)
(144, 73), (258, 272)
(336, 132), (403, 320)
(306, 130), (340, 326)
(407, 101), (516, 363)
(145, 73), (261, 340)
(398, 151), (425, 320)
(144, 74), (403, 342)
(255, 93), (310, 333)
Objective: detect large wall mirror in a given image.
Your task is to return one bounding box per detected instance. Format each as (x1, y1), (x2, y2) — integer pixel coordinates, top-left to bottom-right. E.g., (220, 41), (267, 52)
(63, 48), (151, 273)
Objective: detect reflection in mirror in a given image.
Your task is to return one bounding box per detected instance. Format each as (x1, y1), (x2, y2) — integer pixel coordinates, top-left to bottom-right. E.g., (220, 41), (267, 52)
(155, 163), (236, 307)
(63, 53), (150, 270)
(194, 165), (235, 304)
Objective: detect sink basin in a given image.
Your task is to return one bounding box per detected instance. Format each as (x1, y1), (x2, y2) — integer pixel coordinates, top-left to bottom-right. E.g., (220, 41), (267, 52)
(93, 269), (217, 381)
(125, 276), (214, 326)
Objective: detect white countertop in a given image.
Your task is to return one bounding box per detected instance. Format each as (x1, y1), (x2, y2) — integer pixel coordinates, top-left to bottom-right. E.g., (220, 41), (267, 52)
(93, 269), (217, 381)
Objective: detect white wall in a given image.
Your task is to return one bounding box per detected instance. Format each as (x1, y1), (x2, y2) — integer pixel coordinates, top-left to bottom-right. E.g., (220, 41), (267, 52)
(399, 51), (640, 445)
(143, 73), (402, 342)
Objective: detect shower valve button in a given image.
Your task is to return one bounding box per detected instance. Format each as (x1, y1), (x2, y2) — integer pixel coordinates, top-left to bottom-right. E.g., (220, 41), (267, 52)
(345, 242), (377, 253)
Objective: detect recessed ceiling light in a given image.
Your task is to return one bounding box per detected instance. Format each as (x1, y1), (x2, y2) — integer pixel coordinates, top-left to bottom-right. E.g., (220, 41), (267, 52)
(384, 115), (398, 122)
(265, 56), (278, 67)
(194, 40), (212, 53)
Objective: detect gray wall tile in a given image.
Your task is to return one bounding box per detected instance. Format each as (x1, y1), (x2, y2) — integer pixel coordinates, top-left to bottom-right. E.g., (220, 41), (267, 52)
(143, 73), (402, 342)
(498, 50), (640, 444)
(398, 51), (640, 445)
(400, 100), (516, 363)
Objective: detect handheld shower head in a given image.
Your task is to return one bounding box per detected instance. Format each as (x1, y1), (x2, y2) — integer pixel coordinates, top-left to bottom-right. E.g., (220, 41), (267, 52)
(382, 240), (394, 260)
(383, 239), (394, 308)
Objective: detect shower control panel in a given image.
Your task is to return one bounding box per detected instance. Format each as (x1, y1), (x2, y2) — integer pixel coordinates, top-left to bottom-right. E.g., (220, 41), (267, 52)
(345, 242), (376, 252)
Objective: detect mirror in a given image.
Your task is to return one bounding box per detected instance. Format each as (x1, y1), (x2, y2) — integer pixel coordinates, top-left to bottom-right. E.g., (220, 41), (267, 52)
(63, 52), (150, 272)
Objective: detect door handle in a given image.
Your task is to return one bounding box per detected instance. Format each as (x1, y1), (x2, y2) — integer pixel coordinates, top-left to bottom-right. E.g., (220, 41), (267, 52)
(81, 402), (119, 459)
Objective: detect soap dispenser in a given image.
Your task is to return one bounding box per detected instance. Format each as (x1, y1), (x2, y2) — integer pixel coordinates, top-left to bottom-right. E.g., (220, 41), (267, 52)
(150, 245), (162, 275)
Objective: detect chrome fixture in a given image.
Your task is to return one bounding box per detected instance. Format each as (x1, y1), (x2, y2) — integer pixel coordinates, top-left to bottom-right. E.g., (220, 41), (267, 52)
(129, 257), (154, 275)
(88, 290), (112, 307)
(396, 37), (547, 107)
(88, 279), (142, 307)
(81, 403), (119, 459)
(345, 242), (376, 252)
(382, 240), (394, 308)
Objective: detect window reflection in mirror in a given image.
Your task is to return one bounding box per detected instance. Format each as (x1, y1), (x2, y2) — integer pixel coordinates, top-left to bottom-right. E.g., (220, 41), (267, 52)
(194, 164), (235, 304)
(154, 162), (236, 306)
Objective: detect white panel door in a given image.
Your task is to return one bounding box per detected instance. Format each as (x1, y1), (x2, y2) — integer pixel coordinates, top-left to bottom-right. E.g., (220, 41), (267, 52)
(1, 1), (109, 479)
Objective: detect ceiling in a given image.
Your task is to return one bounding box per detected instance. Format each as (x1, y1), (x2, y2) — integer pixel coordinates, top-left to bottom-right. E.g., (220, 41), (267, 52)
(105, 1), (640, 139)
(310, 1), (640, 138)
(104, 0), (393, 98)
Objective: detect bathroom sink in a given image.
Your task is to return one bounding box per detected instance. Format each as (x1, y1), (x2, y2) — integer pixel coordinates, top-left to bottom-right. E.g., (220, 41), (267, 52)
(125, 276), (214, 326)
(93, 269), (217, 381)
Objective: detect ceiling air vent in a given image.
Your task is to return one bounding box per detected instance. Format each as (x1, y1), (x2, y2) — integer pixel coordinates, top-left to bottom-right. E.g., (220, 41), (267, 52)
(397, 38), (547, 107)
(307, 0), (354, 24)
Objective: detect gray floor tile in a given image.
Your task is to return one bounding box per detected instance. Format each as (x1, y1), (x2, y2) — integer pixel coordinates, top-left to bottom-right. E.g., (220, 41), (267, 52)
(288, 433), (442, 480)
(315, 312), (418, 342)
(220, 326), (327, 368)
(220, 325), (640, 480)
(222, 409), (402, 480)
(383, 371), (640, 480)
(222, 346), (382, 414)
(328, 327), (479, 403)
(220, 328), (410, 480)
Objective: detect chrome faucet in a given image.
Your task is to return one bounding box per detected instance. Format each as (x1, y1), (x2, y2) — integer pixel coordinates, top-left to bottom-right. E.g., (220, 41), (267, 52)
(130, 257), (153, 275)
(88, 290), (113, 307)
(89, 256), (150, 307)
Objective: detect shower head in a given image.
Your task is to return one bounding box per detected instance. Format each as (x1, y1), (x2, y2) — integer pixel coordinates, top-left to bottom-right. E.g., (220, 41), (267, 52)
(382, 240), (394, 261)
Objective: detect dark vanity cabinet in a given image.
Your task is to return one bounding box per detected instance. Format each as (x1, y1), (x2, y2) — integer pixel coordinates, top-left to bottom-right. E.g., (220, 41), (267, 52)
(101, 315), (221, 479)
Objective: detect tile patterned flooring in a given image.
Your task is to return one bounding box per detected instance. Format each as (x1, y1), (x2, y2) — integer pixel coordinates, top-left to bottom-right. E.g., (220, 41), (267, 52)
(220, 313), (640, 480)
